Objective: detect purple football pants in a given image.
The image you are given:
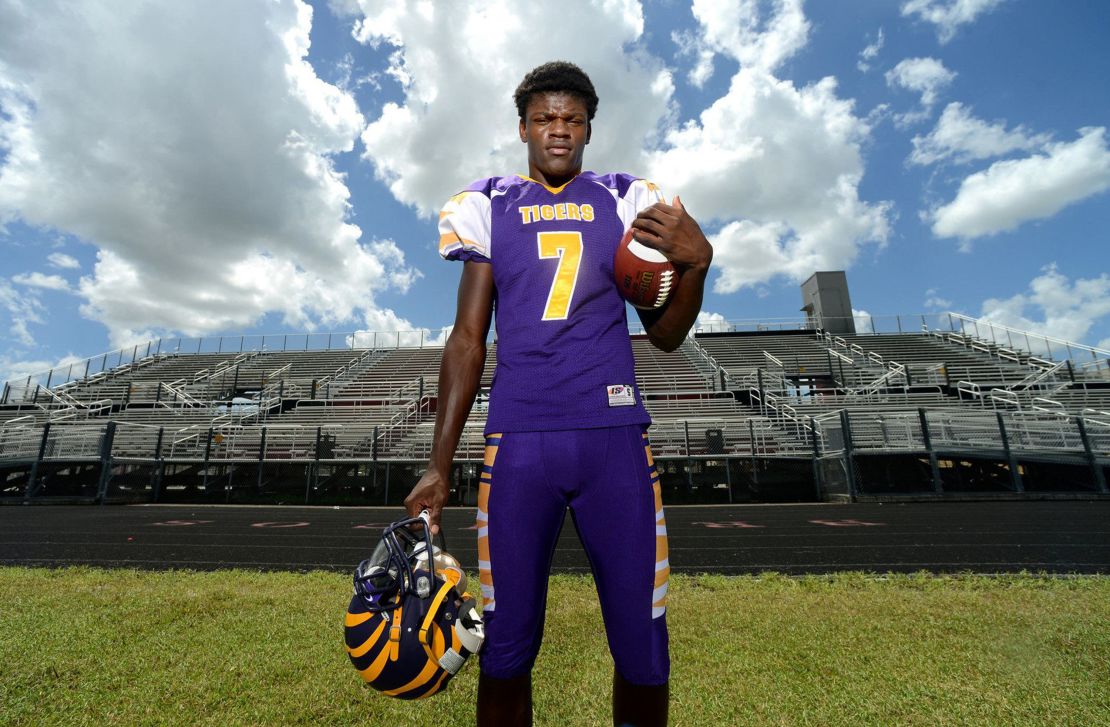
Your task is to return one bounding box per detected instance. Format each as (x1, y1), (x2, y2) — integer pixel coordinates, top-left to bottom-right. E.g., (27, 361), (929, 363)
(475, 425), (670, 685)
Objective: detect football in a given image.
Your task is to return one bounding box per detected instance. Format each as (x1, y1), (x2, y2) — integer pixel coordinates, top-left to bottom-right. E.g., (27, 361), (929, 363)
(614, 227), (676, 310)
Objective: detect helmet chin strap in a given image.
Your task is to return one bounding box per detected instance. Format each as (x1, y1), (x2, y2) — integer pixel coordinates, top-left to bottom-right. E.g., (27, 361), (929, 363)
(421, 590), (485, 675)
(414, 509), (483, 655)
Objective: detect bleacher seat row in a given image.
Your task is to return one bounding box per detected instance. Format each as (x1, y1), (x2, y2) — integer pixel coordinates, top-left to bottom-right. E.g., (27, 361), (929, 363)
(3, 327), (1109, 464)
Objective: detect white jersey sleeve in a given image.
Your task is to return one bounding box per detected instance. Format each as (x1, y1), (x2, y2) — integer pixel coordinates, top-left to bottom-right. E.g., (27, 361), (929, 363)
(439, 190), (493, 262)
(615, 178), (666, 231)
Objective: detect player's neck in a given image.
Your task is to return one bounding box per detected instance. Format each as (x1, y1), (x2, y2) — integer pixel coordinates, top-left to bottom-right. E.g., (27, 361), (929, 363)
(527, 166), (581, 190)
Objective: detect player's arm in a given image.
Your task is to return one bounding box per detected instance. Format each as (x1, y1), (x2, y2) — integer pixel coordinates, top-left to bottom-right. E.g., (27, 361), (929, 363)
(404, 261), (494, 534)
(631, 196), (713, 352)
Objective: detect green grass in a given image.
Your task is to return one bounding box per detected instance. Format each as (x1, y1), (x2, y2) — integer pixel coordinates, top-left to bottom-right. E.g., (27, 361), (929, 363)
(1, 569), (1108, 726)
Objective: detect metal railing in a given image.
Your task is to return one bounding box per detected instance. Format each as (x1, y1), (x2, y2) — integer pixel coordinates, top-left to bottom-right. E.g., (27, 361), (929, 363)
(679, 336), (731, 389)
(5, 408), (1106, 504)
(943, 312), (1110, 365)
(1, 328), (456, 405)
(10, 311), (1108, 405)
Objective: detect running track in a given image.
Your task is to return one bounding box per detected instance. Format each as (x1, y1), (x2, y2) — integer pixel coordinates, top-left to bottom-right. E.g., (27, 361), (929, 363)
(2, 501), (1108, 575)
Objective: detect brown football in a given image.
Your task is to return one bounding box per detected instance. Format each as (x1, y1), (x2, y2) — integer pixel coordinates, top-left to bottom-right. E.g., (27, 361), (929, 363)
(614, 228), (676, 310)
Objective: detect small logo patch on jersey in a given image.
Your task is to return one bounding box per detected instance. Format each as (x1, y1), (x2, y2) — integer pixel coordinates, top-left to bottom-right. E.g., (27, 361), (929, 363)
(607, 385), (635, 407)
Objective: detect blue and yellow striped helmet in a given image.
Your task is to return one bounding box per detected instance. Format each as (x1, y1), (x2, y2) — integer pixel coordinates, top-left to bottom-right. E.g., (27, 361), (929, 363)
(345, 511), (484, 699)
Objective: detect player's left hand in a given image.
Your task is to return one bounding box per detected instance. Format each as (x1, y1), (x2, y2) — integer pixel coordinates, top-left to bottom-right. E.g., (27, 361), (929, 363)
(630, 196), (713, 273)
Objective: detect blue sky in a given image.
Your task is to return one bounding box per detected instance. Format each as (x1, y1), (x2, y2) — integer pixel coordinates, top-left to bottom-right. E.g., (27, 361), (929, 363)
(1, 0), (1109, 383)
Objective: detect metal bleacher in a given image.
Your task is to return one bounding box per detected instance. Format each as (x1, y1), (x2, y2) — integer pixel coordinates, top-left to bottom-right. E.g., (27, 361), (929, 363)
(3, 312), (1109, 503)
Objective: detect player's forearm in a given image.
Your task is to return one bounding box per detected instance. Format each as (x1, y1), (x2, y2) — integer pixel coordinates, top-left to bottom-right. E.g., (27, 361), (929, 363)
(426, 333), (486, 475)
(644, 265), (708, 352)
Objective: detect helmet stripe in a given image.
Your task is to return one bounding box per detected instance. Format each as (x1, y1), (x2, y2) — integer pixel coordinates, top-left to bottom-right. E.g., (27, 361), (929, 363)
(346, 617), (387, 659)
(415, 670), (452, 700)
(381, 659), (443, 698)
(357, 638), (393, 683)
(348, 621), (388, 661)
(345, 610), (372, 628)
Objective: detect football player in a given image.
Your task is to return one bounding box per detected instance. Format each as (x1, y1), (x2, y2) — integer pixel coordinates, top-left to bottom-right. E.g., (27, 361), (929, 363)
(405, 61), (713, 727)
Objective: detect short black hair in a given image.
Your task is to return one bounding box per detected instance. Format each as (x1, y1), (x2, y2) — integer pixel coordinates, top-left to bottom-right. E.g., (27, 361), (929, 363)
(514, 61), (598, 121)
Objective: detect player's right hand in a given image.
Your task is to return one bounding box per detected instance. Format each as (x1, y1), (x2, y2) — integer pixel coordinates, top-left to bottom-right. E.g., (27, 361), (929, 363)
(404, 470), (450, 535)
(631, 196), (712, 273)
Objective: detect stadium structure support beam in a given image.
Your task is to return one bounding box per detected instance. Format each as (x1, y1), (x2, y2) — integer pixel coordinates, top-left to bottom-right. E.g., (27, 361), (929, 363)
(919, 408), (943, 494)
(1075, 417), (1108, 494)
(995, 412), (1023, 493)
(257, 427), (268, 492)
(307, 426), (322, 504)
(153, 427), (165, 503)
(95, 422), (117, 505)
(748, 419), (759, 491)
(809, 416), (822, 500)
(203, 428), (214, 491)
(683, 420), (693, 490)
(723, 458), (733, 504)
(25, 422), (51, 501)
(839, 410), (857, 500)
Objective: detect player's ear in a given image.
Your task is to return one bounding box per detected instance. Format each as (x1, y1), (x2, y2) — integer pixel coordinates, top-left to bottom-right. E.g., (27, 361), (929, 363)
(519, 118), (527, 143)
(586, 122), (591, 144)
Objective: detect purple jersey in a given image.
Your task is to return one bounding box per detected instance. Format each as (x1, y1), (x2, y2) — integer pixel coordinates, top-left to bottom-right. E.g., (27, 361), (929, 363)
(439, 172), (664, 433)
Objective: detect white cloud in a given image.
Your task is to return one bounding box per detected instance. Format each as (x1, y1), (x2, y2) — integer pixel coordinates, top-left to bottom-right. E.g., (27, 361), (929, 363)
(651, 69), (891, 292)
(901, 0), (1007, 44)
(853, 308), (874, 333)
(650, 3), (890, 293)
(12, 272), (71, 292)
(672, 29), (717, 89)
(673, 0), (812, 88)
(0, 0), (415, 348)
(857, 28), (884, 73)
(0, 279), (45, 346)
(695, 310), (729, 332)
(47, 252), (80, 270)
(687, 0), (810, 74)
(348, 308), (450, 349)
(923, 288), (952, 309)
(980, 264), (1110, 352)
(0, 352), (86, 392)
(342, 0), (888, 294)
(885, 57), (955, 124)
(909, 102), (1051, 166)
(930, 127), (1110, 242)
(348, 0), (672, 218)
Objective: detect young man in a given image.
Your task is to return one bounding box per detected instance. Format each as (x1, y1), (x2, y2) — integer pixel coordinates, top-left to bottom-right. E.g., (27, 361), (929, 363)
(404, 61), (712, 727)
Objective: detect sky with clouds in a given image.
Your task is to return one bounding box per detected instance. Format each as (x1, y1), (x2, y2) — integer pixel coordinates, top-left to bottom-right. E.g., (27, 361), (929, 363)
(1, 0), (1109, 383)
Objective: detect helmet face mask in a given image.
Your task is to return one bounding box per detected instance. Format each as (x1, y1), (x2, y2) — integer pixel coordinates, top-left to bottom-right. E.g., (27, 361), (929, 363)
(352, 560), (401, 611)
(345, 511), (484, 700)
(353, 521), (437, 611)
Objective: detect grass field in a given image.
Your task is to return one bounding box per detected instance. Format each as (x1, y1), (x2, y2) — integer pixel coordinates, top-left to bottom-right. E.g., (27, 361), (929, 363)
(2, 568), (1108, 726)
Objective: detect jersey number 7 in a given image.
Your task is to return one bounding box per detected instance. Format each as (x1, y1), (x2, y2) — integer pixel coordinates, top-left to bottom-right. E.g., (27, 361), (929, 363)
(537, 231), (583, 321)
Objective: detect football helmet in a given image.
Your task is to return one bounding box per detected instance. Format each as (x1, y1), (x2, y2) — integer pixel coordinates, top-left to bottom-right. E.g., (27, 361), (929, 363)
(344, 511), (484, 699)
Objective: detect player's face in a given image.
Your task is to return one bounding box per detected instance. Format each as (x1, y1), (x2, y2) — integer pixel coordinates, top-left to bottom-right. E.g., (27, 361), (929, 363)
(519, 92), (590, 188)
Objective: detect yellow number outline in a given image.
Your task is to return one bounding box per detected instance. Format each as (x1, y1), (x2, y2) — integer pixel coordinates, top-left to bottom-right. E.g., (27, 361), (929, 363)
(537, 231), (583, 321)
